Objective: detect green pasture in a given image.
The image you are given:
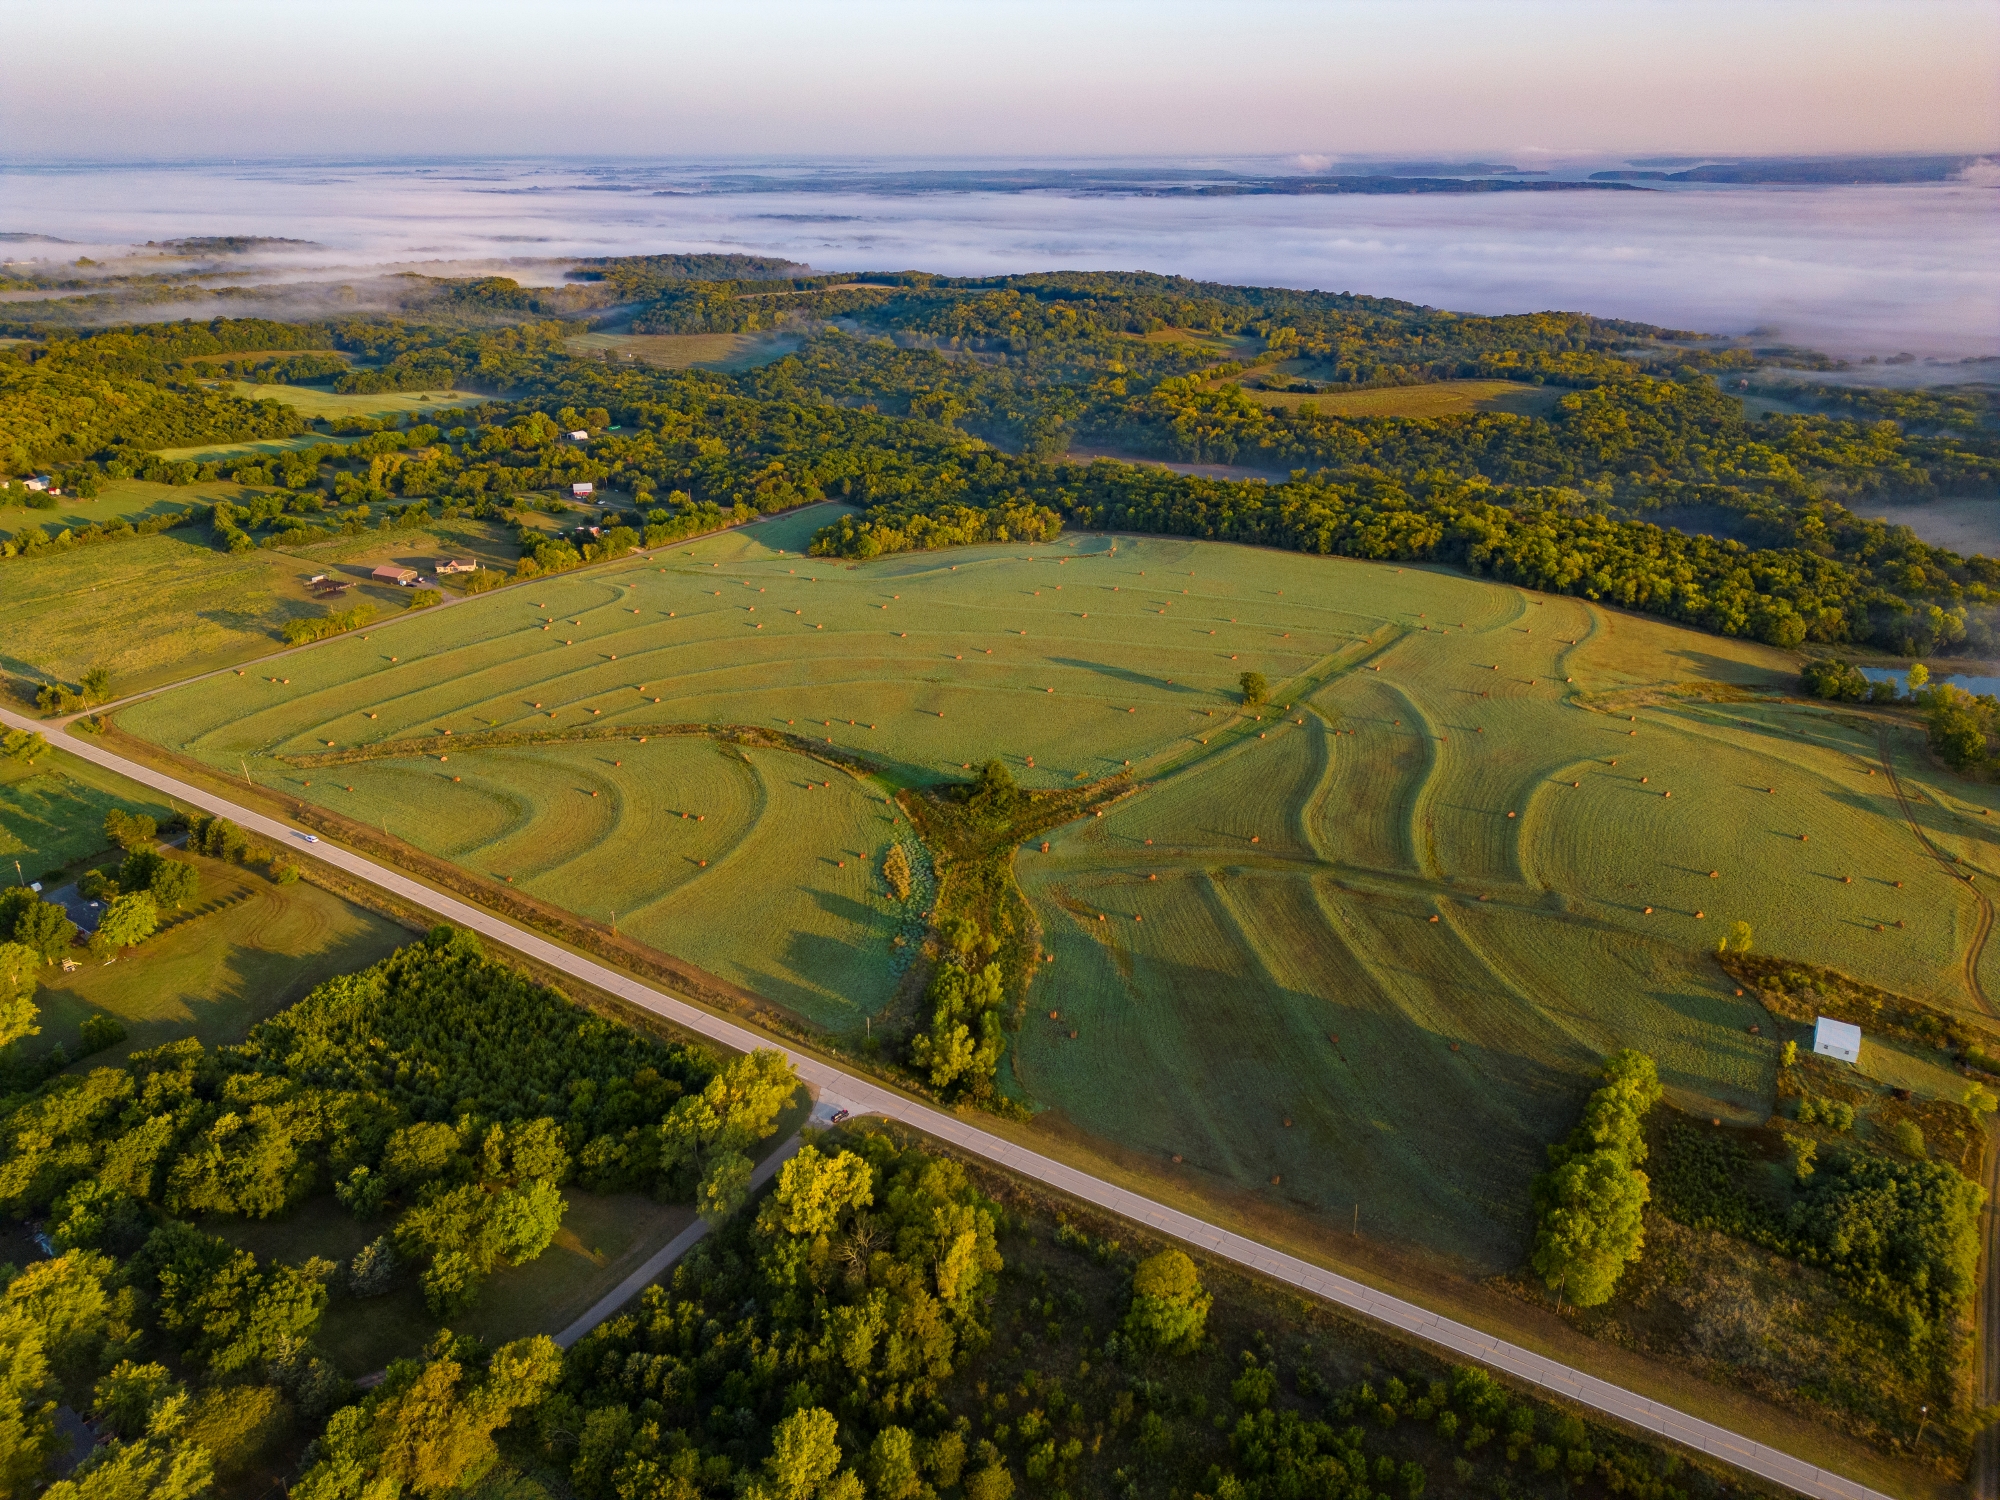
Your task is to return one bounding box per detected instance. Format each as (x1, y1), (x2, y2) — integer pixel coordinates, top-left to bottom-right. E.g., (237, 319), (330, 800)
(1, 516), (519, 694)
(565, 330), (800, 372)
(0, 476), (250, 539)
(317, 736), (902, 1026)
(1240, 379), (1563, 420)
(0, 747), (175, 877)
(32, 859), (411, 1061)
(219, 380), (489, 422)
(114, 504), (2000, 1269)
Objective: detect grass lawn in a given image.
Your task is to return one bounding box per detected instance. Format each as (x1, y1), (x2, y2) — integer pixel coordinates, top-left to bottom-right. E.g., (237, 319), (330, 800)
(117, 505), (2000, 1273)
(564, 331), (800, 372)
(0, 745), (176, 879)
(1239, 379), (1566, 419)
(32, 857), (413, 1060)
(0, 476), (252, 541)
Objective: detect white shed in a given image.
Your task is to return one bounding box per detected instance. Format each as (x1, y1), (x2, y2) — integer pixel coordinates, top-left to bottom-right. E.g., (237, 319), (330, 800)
(1813, 1016), (1861, 1064)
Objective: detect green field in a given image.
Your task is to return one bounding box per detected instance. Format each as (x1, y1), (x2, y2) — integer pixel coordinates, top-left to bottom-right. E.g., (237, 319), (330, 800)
(115, 501), (2000, 1271)
(32, 856), (412, 1061)
(218, 380), (489, 421)
(0, 476), (250, 540)
(1240, 378), (1565, 419)
(565, 330), (802, 372)
(0, 746), (175, 877)
(1, 515), (521, 695)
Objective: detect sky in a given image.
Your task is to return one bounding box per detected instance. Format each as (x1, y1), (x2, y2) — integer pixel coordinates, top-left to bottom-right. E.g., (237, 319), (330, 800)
(6, 0), (1997, 162)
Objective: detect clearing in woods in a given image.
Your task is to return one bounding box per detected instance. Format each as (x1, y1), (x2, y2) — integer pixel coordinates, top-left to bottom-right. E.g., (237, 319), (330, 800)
(115, 502), (2000, 1270)
(564, 330), (802, 372)
(1237, 378), (1567, 420)
(214, 380), (489, 422)
(32, 856), (412, 1062)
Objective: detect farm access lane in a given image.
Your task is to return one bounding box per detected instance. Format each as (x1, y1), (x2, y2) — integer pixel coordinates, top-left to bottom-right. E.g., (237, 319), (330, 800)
(0, 700), (1894, 1500)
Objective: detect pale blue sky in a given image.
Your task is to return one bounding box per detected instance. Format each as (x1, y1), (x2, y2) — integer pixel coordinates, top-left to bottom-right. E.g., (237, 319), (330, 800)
(7, 0), (1995, 161)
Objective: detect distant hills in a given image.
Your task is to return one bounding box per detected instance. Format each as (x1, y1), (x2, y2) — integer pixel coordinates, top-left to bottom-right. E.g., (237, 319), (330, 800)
(1591, 154), (1989, 184)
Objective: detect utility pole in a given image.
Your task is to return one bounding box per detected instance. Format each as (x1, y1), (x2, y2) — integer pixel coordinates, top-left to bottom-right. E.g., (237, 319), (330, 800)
(1916, 1404), (1930, 1448)
(1352, 1203), (1358, 1237)
(240, 757), (253, 786)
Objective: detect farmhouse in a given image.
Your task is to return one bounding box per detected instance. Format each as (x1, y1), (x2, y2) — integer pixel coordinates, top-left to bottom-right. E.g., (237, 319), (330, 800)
(572, 482), (595, 499)
(371, 565), (420, 586)
(1813, 1015), (1862, 1064)
(434, 559), (478, 575)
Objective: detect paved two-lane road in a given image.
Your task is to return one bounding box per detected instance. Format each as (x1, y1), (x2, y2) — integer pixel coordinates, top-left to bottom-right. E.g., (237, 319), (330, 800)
(0, 702), (1893, 1500)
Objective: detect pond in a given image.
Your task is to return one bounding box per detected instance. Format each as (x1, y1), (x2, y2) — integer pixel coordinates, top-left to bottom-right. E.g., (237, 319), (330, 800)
(1860, 666), (2000, 698)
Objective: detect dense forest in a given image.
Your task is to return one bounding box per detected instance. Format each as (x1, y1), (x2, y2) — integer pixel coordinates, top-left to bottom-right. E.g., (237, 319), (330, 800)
(0, 926), (800, 1495)
(4, 268), (1999, 659)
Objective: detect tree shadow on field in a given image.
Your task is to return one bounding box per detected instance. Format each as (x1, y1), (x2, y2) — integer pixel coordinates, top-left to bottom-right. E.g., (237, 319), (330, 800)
(37, 917), (411, 1062)
(1013, 933), (1601, 1275)
(1047, 657), (1202, 695)
(1822, 783), (2000, 862)
(1657, 646), (1792, 689)
(799, 886), (883, 930)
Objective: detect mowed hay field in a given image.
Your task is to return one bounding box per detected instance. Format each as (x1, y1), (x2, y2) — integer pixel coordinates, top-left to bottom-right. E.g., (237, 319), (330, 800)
(116, 503), (2000, 1267)
(299, 735), (903, 1026)
(218, 380), (489, 423)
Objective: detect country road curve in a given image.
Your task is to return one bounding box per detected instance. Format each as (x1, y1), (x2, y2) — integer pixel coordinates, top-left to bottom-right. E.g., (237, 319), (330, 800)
(0, 701), (1893, 1500)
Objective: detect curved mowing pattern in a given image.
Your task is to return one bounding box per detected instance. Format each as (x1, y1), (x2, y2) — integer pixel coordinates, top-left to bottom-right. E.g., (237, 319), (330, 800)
(0, 695), (1907, 1500)
(269, 736), (901, 1028)
(121, 507), (2000, 1267)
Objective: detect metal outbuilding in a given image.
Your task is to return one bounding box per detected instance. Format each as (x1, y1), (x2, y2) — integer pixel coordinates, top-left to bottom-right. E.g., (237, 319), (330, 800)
(1813, 1016), (1861, 1064)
